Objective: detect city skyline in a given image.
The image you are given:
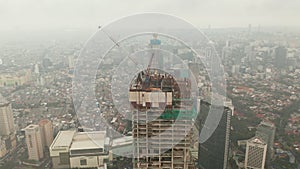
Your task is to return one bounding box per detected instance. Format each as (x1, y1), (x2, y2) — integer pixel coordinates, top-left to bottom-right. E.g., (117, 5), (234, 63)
(1, 2), (300, 168)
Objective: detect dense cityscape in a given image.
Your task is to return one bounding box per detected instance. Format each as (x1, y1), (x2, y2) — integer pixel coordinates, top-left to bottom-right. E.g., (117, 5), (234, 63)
(0, 25), (299, 169)
(1, 1), (300, 168)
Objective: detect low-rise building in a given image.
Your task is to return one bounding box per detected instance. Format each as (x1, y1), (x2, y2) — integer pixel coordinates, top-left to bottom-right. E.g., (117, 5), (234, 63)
(69, 131), (109, 168)
(50, 130), (109, 169)
(49, 130), (76, 169)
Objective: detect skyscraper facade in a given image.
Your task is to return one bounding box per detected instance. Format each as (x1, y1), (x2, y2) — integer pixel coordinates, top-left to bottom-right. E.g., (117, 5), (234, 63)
(198, 101), (231, 169)
(50, 130), (109, 169)
(245, 137), (267, 169)
(130, 70), (196, 169)
(39, 119), (53, 148)
(0, 94), (16, 158)
(255, 121), (276, 168)
(0, 94), (15, 136)
(130, 36), (197, 169)
(274, 46), (287, 69)
(24, 124), (44, 161)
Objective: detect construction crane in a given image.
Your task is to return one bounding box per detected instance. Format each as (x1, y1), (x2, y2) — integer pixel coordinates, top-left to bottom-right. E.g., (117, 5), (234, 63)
(98, 25), (141, 66)
(146, 52), (155, 76)
(146, 34), (160, 76)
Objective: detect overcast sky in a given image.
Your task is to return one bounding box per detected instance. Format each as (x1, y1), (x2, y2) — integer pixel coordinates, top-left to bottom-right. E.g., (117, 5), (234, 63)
(1, 0), (299, 31)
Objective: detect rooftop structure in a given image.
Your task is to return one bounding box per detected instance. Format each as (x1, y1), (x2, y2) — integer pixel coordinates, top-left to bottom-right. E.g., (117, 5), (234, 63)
(70, 131), (106, 153)
(50, 130), (75, 149)
(49, 130), (76, 169)
(50, 130), (109, 169)
(70, 131), (109, 168)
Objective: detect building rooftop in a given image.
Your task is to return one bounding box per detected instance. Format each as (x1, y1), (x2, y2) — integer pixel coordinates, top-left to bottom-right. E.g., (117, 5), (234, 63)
(50, 130), (76, 148)
(24, 124), (39, 130)
(259, 121), (275, 128)
(248, 137), (267, 145)
(112, 136), (133, 148)
(70, 131), (106, 150)
(38, 119), (51, 126)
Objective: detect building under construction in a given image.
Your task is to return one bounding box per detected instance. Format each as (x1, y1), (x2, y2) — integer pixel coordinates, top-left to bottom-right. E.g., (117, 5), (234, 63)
(129, 35), (197, 169)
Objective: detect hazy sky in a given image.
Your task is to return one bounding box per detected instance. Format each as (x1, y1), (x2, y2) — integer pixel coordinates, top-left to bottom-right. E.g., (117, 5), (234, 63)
(1, 0), (300, 31)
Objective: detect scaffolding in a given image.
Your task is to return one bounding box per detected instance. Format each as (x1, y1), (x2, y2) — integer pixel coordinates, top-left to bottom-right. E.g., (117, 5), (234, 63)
(130, 69), (196, 169)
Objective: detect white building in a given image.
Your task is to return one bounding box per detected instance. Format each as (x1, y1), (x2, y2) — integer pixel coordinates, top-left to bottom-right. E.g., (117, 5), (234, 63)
(245, 137), (267, 169)
(69, 131), (109, 169)
(50, 130), (109, 169)
(24, 124), (44, 161)
(49, 130), (76, 169)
